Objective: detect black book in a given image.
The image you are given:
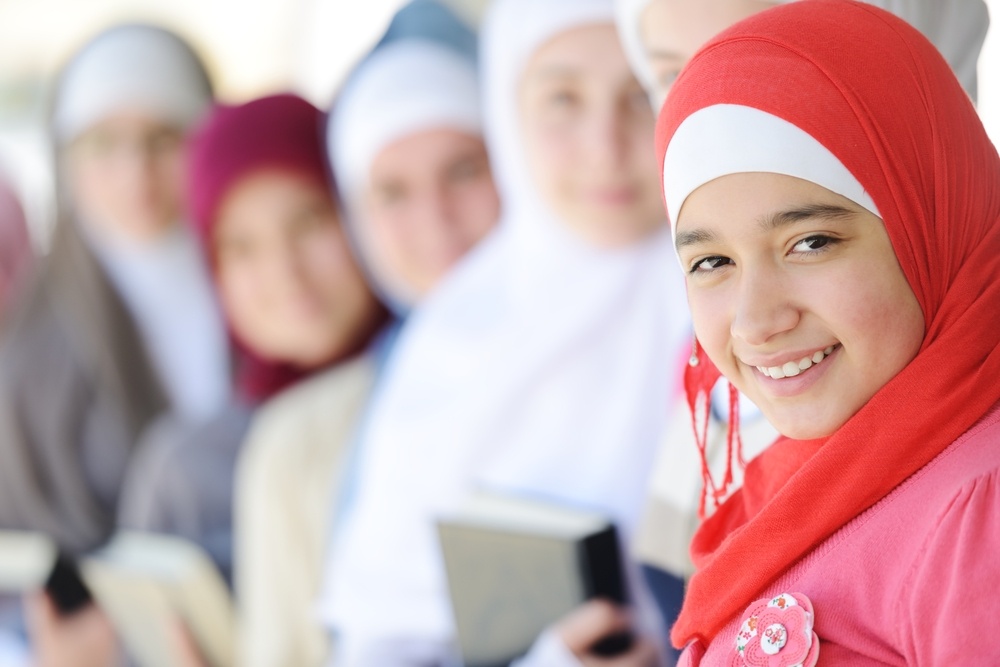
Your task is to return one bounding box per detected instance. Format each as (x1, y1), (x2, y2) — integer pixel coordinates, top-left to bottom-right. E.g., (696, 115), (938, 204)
(437, 493), (629, 667)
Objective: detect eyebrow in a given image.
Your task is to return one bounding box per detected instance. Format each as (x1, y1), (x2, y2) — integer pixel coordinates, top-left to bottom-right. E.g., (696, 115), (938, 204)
(759, 203), (856, 231)
(526, 66), (581, 81)
(675, 228), (718, 249)
(675, 203), (857, 251)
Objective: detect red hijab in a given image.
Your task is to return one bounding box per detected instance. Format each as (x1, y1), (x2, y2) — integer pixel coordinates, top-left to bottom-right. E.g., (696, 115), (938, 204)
(655, 0), (1000, 648)
(188, 93), (383, 403)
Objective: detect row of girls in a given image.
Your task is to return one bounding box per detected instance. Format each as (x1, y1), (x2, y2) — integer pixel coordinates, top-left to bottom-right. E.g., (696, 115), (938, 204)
(0, 1), (996, 667)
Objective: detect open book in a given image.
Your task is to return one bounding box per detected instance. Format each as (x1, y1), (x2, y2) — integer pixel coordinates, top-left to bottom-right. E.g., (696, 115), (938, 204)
(437, 493), (628, 667)
(0, 530), (234, 667)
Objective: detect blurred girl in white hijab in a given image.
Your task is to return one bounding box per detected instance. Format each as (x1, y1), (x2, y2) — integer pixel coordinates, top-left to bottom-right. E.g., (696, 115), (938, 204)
(320, 0), (689, 664)
(233, 3), (502, 667)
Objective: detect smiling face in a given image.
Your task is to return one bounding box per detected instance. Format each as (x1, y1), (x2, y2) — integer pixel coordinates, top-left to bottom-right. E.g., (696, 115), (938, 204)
(676, 172), (924, 439)
(519, 23), (664, 248)
(214, 169), (381, 367)
(362, 128), (500, 300)
(639, 0), (778, 106)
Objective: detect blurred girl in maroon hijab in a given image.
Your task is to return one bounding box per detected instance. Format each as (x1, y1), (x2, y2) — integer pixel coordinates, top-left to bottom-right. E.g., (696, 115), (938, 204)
(117, 93), (387, 579)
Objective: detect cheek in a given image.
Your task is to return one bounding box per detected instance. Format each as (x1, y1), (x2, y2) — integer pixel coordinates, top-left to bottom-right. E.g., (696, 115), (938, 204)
(217, 262), (269, 337)
(66, 160), (115, 210)
(152, 153), (185, 202)
(368, 210), (413, 266)
(523, 121), (579, 196)
(687, 281), (738, 370)
(835, 266), (924, 377)
(630, 127), (659, 184)
(456, 181), (501, 237)
(301, 228), (363, 295)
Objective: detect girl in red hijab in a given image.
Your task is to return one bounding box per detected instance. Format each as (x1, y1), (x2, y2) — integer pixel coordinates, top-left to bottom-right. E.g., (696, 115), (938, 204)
(656, 1), (1000, 664)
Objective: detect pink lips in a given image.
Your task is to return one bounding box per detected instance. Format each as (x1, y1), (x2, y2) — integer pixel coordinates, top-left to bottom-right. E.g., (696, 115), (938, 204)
(586, 187), (636, 207)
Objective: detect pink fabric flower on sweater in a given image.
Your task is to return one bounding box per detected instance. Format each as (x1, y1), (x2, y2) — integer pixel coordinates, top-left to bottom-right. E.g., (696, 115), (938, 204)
(734, 593), (819, 667)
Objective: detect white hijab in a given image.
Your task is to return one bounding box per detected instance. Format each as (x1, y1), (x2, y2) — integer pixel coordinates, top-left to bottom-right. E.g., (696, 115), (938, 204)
(57, 25), (229, 422)
(329, 38), (482, 312)
(615, 0), (989, 104)
(321, 0), (689, 659)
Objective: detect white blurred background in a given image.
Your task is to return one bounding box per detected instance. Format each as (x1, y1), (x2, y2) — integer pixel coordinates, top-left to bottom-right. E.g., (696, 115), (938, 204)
(0, 0), (997, 245)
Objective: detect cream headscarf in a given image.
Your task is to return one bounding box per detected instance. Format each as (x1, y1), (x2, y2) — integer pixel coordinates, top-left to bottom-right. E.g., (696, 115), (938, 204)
(321, 0), (689, 662)
(615, 0), (989, 105)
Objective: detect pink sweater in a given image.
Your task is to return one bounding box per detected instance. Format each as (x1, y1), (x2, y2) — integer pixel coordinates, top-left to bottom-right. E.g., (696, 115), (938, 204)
(682, 402), (1000, 666)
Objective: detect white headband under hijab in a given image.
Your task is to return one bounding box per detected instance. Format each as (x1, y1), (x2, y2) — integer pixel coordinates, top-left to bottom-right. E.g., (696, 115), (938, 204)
(662, 104), (880, 240)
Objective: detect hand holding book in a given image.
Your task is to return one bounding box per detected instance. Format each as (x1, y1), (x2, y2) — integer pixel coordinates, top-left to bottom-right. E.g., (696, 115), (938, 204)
(23, 591), (118, 667)
(552, 600), (658, 666)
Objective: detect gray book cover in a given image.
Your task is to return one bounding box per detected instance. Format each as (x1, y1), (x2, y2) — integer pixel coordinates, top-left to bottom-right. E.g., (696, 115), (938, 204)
(437, 493), (626, 667)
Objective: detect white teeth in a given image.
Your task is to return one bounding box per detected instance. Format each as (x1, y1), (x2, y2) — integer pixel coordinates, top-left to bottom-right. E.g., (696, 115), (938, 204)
(755, 345), (837, 380)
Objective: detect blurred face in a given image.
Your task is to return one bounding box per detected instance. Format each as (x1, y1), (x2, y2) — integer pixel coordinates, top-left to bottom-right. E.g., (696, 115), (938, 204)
(640, 0), (778, 106)
(676, 172), (924, 440)
(64, 111), (186, 242)
(519, 24), (664, 248)
(214, 169), (381, 368)
(362, 129), (500, 300)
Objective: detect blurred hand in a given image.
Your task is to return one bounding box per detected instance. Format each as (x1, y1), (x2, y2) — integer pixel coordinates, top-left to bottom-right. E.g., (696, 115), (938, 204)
(24, 592), (118, 667)
(555, 600), (659, 667)
(169, 618), (209, 667)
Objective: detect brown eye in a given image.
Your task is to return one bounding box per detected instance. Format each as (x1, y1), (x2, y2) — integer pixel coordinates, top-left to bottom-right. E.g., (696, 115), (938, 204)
(690, 255), (733, 274)
(547, 89), (579, 108)
(376, 183), (407, 206)
(791, 235), (838, 255)
(217, 236), (255, 262)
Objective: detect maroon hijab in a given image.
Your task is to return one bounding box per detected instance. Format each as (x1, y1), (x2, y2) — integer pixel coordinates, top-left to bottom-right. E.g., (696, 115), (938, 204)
(187, 93), (381, 403)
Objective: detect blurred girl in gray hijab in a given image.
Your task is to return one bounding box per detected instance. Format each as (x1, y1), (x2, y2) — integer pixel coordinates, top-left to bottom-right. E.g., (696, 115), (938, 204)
(0, 24), (229, 556)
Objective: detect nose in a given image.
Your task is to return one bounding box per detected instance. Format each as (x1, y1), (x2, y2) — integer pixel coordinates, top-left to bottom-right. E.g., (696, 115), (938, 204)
(266, 233), (309, 298)
(414, 182), (450, 229)
(585, 103), (629, 171)
(415, 183), (467, 260)
(730, 264), (800, 346)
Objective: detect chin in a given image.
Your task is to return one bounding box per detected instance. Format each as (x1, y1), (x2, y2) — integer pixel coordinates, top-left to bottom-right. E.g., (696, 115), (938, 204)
(290, 335), (355, 368)
(127, 216), (178, 241)
(762, 405), (842, 441)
